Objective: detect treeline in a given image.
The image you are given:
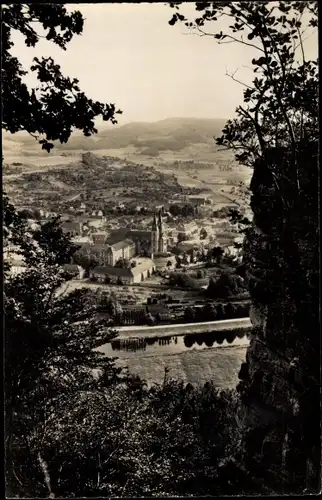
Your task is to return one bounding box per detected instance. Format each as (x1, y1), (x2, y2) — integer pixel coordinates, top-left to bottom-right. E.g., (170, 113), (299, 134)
(98, 301), (250, 327)
(184, 327), (248, 348)
(110, 327), (249, 353)
(183, 301), (249, 323)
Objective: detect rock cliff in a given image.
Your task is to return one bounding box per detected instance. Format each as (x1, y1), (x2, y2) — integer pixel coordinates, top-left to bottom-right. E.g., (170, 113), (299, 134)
(236, 143), (320, 493)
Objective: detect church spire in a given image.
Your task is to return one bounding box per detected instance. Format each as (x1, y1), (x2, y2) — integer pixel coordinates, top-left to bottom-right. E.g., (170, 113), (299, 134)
(152, 213), (158, 231)
(158, 210), (163, 234)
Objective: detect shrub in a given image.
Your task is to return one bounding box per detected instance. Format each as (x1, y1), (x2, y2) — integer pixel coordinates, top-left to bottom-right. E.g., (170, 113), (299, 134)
(168, 272), (199, 289)
(196, 269), (205, 279)
(207, 272), (246, 298)
(184, 306), (196, 323)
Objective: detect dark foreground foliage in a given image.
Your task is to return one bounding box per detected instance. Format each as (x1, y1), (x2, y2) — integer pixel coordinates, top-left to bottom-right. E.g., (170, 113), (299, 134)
(8, 376), (245, 497)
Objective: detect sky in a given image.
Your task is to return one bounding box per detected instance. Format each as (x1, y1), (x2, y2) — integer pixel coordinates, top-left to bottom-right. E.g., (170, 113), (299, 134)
(10, 2), (318, 126)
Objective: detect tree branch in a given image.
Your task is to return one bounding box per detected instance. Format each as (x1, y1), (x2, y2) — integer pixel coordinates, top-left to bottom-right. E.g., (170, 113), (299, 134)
(225, 67), (252, 89)
(37, 452), (55, 498)
(296, 28), (306, 64)
(237, 106), (266, 155)
(194, 26), (265, 52)
(258, 31), (296, 150)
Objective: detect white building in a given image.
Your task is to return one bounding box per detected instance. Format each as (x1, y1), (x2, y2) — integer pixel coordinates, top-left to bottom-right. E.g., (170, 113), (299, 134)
(90, 258), (156, 284)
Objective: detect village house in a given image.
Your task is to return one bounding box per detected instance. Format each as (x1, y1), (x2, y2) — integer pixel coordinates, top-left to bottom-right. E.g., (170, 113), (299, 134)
(90, 232), (109, 245)
(106, 239), (136, 266)
(187, 194), (212, 206)
(105, 211), (167, 260)
(7, 257), (26, 276)
(4, 246), (27, 276)
(63, 263), (85, 279)
(62, 221), (84, 237)
(90, 258), (156, 284)
(153, 254), (176, 271)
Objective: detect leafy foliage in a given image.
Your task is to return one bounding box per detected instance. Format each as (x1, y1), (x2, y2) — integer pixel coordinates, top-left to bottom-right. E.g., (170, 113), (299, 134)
(167, 272), (199, 289)
(2, 4), (122, 152)
(114, 257), (131, 269)
(11, 376), (245, 497)
(168, 1), (319, 493)
(207, 272), (246, 299)
(169, 1), (318, 166)
(72, 250), (98, 271)
(4, 197), (121, 496)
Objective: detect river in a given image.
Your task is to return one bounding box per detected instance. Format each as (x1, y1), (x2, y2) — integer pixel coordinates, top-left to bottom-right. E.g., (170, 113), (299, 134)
(97, 324), (250, 389)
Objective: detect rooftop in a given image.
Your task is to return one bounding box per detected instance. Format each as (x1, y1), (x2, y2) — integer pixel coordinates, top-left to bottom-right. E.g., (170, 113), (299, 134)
(91, 232), (108, 244)
(92, 258), (155, 278)
(106, 228), (131, 245)
(62, 221), (81, 232)
(111, 238), (135, 251)
(129, 230), (154, 238)
(63, 263), (80, 273)
(131, 258), (155, 276)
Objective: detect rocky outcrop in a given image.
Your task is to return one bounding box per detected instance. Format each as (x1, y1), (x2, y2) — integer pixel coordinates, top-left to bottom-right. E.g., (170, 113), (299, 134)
(236, 143), (320, 493)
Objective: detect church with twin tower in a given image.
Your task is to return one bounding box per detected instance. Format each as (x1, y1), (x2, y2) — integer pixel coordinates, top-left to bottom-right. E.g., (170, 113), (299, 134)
(102, 210), (167, 266)
(151, 210), (166, 255)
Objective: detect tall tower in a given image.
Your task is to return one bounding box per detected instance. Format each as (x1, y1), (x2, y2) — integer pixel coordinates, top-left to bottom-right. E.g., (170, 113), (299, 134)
(152, 213), (158, 232)
(158, 210), (165, 253)
(151, 213), (159, 255)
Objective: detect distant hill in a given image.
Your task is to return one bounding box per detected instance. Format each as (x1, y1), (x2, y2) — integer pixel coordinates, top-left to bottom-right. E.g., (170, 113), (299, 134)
(3, 117), (228, 158)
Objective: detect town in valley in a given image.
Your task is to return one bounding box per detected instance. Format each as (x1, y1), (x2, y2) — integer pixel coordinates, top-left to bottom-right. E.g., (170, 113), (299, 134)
(4, 121), (252, 385)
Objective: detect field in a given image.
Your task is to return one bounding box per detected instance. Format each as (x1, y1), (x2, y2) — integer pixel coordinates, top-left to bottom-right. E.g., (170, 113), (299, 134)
(58, 279), (204, 304)
(154, 162), (251, 210)
(3, 153), (182, 209)
(3, 117), (252, 211)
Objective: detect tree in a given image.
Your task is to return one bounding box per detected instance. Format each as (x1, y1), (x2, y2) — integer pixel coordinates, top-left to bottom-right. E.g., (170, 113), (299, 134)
(196, 269), (205, 279)
(212, 246), (224, 264)
(202, 303), (217, 321)
(17, 376), (244, 497)
(4, 199), (120, 496)
(3, 5), (124, 494)
(182, 252), (189, 265)
(115, 258), (130, 269)
(215, 303), (226, 321)
(2, 4), (122, 153)
(200, 228), (208, 240)
(169, 1), (319, 493)
(72, 250), (98, 272)
(184, 306), (196, 323)
(207, 272), (245, 299)
(19, 208), (34, 219)
(178, 232), (188, 243)
(225, 302), (238, 319)
(169, 2), (318, 162)
(104, 295), (123, 319)
(168, 272), (199, 289)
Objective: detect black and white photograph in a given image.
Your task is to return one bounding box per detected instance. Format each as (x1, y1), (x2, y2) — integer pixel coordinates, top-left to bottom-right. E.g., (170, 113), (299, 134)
(3, 1), (319, 497)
